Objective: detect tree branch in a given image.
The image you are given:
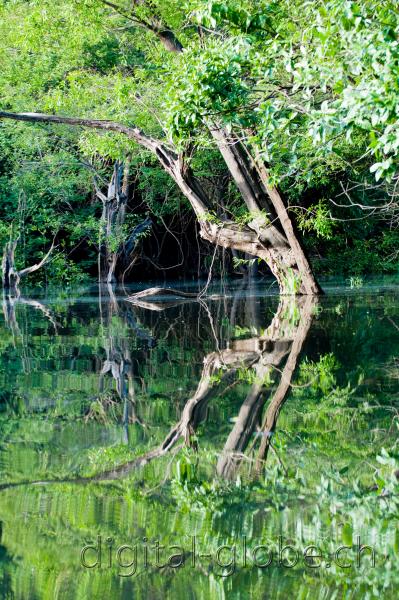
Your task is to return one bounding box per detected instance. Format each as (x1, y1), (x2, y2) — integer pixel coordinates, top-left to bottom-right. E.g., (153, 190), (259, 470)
(98, 0), (152, 28)
(0, 110), (209, 217)
(18, 236), (57, 277)
(98, 0), (183, 52)
(0, 111), (168, 155)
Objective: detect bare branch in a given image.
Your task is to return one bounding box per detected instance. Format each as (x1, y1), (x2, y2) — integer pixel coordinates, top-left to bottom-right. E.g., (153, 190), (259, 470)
(18, 236), (57, 278)
(0, 110), (168, 152)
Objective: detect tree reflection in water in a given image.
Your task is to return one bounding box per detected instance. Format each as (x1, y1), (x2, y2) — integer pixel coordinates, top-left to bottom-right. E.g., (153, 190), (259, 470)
(0, 285), (316, 488)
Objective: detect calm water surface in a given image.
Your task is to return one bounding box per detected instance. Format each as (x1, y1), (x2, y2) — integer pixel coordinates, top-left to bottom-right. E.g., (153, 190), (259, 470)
(0, 278), (398, 599)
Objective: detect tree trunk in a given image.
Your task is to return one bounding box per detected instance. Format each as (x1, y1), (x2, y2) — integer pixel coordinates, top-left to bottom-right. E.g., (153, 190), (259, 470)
(2, 239), (20, 291)
(133, 13), (321, 294)
(96, 161), (126, 283)
(209, 126), (322, 295)
(157, 147), (304, 294)
(96, 160), (151, 283)
(79, 4), (322, 294)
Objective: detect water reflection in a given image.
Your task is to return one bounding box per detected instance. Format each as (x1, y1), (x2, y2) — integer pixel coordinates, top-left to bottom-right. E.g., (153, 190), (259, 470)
(0, 282), (398, 599)
(1, 285), (316, 486)
(97, 284), (150, 443)
(96, 293), (316, 482)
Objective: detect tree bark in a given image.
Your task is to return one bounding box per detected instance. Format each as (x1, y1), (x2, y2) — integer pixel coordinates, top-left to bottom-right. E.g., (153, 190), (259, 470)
(95, 160), (151, 283)
(2, 239), (20, 291)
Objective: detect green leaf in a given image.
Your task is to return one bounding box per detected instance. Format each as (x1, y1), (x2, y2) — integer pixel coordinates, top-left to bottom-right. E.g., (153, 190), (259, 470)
(342, 523), (353, 546)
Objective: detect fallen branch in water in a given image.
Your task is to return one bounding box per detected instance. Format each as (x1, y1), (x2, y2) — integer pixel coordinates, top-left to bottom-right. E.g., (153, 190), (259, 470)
(126, 287), (198, 302)
(124, 298), (195, 312)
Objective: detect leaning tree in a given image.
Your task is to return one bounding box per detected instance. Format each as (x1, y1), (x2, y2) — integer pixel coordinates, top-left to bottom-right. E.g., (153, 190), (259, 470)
(1, 1), (396, 292)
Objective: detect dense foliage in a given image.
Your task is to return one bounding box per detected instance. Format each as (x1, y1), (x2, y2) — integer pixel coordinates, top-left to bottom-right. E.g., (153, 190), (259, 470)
(0, 0), (398, 284)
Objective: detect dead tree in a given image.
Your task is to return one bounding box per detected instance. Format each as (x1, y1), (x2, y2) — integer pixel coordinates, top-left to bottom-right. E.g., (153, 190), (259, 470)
(2, 235), (56, 293)
(95, 161), (151, 284)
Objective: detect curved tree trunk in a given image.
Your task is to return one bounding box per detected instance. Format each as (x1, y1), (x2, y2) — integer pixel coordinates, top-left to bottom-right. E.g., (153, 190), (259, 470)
(129, 11), (322, 295)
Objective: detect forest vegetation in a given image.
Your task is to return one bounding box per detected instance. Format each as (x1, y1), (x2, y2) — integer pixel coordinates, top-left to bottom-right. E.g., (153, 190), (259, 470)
(0, 5), (399, 597)
(0, 0), (398, 293)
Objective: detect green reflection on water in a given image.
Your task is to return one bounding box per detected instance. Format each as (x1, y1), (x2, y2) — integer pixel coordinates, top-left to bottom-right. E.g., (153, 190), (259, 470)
(0, 279), (398, 599)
